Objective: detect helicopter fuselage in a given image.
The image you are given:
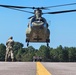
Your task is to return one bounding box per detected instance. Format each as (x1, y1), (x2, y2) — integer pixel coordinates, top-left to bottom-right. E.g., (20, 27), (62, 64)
(26, 16), (50, 46)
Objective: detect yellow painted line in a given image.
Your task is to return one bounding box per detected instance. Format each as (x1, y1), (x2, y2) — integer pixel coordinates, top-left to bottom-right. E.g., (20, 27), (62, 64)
(36, 62), (52, 75)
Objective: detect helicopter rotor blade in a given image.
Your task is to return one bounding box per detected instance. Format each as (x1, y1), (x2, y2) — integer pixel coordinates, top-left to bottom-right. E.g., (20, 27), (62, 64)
(8, 7), (34, 13)
(0, 4), (37, 9)
(1, 2), (76, 10)
(43, 9), (76, 14)
(28, 16), (34, 19)
(0, 4), (27, 8)
(44, 2), (76, 9)
(0, 4), (34, 13)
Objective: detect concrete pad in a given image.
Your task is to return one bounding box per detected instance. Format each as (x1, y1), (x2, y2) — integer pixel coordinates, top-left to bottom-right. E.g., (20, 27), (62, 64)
(42, 62), (76, 75)
(0, 62), (36, 75)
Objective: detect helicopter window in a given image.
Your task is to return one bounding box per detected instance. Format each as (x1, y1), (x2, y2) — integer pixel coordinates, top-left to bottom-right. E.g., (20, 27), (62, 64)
(30, 17), (35, 26)
(31, 17), (35, 22)
(30, 16), (48, 27)
(31, 17), (44, 22)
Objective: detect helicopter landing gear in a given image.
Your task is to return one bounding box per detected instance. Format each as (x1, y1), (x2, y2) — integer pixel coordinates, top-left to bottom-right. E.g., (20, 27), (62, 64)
(46, 39), (50, 47)
(26, 38), (29, 47)
(27, 42), (29, 47)
(47, 43), (49, 47)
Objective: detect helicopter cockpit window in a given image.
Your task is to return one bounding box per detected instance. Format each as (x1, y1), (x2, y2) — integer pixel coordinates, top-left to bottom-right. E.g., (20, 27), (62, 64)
(30, 17), (47, 27)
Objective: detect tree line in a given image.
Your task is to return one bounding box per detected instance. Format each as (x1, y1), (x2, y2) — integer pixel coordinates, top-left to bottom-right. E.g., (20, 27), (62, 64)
(0, 42), (76, 62)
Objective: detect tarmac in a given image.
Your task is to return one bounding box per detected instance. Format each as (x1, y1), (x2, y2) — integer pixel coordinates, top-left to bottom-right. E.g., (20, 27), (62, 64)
(0, 62), (36, 75)
(0, 62), (76, 75)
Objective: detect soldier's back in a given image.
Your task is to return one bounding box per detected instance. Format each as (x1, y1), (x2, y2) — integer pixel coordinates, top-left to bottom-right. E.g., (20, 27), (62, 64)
(7, 39), (14, 47)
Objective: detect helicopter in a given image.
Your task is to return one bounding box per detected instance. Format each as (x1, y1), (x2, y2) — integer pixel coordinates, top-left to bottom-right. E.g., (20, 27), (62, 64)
(0, 3), (76, 47)
(26, 8), (50, 47)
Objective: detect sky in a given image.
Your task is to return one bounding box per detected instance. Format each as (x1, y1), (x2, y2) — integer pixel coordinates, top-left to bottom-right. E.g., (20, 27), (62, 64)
(0, 0), (76, 49)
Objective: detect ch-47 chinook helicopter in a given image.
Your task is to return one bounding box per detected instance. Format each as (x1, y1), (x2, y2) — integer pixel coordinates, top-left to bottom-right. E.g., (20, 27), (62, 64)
(0, 3), (76, 47)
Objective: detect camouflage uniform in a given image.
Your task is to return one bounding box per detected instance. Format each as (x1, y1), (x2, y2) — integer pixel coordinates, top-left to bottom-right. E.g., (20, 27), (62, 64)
(5, 37), (14, 61)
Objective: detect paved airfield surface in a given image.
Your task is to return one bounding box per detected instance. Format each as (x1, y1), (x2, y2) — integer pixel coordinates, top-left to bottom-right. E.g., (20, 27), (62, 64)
(42, 62), (76, 75)
(0, 62), (36, 75)
(0, 62), (76, 75)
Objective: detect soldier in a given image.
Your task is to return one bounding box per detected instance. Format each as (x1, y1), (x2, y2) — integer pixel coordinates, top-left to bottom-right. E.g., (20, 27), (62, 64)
(5, 36), (14, 61)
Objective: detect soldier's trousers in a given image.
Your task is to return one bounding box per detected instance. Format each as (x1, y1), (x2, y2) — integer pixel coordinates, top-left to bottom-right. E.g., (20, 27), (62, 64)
(5, 48), (14, 61)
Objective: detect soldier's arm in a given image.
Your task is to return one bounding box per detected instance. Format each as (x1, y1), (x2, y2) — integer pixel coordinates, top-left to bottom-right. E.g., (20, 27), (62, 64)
(6, 42), (8, 46)
(12, 41), (14, 47)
